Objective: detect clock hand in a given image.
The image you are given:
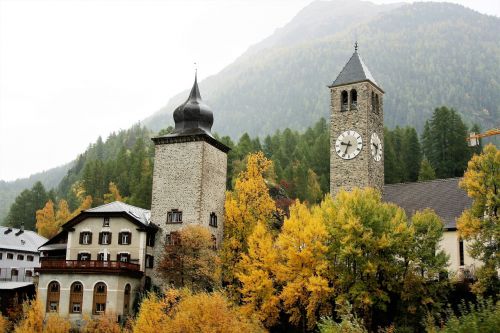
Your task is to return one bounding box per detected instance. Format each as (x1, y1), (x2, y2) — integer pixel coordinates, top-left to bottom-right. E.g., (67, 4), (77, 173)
(344, 141), (351, 154)
(372, 143), (378, 151)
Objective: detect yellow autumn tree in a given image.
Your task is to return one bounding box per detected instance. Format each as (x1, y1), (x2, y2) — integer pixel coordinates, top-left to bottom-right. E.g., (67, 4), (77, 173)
(14, 298), (43, 333)
(220, 152), (277, 298)
(274, 201), (331, 332)
(163, 291), (266, 333)
(0, 313), (10, 333)
(457, 143), (499, 294)
(43, 314), (71, 333)
(158, 225), (220, 291)
(236, 222), (280, 327)
(104, 182), (124, 204)
(35, 200), (57, 238)
(82, 313), (121, 333)
(132, 293), (170, 333)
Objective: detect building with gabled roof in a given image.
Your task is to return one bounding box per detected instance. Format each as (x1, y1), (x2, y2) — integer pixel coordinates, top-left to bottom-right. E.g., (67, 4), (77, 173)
(36, 201), (157, 320)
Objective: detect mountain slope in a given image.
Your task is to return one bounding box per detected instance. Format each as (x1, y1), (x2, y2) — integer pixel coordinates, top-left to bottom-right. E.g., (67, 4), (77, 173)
(144, 1), (500, 138)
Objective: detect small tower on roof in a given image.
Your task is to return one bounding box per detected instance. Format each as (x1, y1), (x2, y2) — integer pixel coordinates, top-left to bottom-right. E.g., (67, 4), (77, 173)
(329, 43), (384, 196)
(150, 73), (229, 287)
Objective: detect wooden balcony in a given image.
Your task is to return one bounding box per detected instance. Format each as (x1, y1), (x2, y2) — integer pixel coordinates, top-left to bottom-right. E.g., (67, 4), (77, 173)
(35, 259), (143, 277)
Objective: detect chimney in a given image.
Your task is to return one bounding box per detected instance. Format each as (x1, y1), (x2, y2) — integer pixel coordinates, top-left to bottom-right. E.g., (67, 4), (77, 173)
(15, 224), (24, 236)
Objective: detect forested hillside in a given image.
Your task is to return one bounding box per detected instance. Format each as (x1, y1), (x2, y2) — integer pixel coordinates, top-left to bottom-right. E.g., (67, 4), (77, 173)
(0, 163), (72, 223)
(144, 1), (500, 137)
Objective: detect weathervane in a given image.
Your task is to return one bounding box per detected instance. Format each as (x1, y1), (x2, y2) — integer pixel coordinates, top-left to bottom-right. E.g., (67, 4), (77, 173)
(194, 62), (198, 77)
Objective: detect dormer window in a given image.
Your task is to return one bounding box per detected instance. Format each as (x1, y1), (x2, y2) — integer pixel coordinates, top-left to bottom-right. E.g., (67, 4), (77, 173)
(79, 232), (92, 245)
(350, 89), (357, 110)
(341, 90), (348, 111)
(99, 232), (112, 245)
(167, 210), (182, 224)
(209, 213), (218, 227)
(103, 217), (110, 227)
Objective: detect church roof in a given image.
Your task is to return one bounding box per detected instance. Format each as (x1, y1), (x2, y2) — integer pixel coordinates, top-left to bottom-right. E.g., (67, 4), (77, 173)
(170, 74), (214, 137)
(330, 46), (382, 91)
(383, 178), (471, 230)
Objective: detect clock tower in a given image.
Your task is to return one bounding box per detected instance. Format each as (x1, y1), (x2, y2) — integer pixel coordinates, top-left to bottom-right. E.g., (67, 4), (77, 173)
(329, 43), (384, 196)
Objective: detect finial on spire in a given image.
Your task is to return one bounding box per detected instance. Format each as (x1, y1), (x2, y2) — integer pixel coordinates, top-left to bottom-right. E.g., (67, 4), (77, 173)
(354, 41), (358, 52)
(194, 62), (198, 79)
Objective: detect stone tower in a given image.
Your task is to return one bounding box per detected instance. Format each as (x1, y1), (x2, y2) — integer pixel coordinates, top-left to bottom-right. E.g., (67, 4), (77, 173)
(329, 44), (384, 196)
(150, 75), (229, 284)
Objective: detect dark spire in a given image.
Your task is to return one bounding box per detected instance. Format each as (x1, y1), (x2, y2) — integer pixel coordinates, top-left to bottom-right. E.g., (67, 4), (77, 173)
(172, 72), (214, 137)
(329, 44), (382, 91)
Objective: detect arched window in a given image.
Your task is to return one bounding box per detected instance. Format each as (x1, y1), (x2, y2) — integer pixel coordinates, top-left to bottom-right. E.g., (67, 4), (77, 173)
(209, 212), (217, 227)
(47, 281), (60, 312)
(123, 284), (131, 315)
(69, 282), (83, 313)
(341, 91), (348, 111)
(93, 282), (107, 314)
(350, 89), (357, 110)
(375, 94), (380, 113)
(371, 92), (375, 112)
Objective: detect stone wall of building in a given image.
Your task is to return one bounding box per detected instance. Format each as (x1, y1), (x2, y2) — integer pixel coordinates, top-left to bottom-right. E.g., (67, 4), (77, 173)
(330, 81), (384, 196)
(150, 139), (227, 287)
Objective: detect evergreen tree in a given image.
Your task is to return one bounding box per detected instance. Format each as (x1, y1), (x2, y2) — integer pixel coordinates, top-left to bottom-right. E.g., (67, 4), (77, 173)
(418, 158), (436, 181)
(4, 182), (50, 230)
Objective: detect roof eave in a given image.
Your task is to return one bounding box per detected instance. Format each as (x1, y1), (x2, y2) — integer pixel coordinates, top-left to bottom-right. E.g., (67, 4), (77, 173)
(328, 79), (384, 93)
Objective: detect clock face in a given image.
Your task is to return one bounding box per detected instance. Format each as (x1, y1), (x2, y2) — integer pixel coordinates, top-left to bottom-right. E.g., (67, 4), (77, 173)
(370, 133), (382, 161)
(335, 130), (363, 160)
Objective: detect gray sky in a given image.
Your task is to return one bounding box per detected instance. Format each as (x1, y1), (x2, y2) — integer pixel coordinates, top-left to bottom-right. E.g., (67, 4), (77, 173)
(1, 0), (499, 182)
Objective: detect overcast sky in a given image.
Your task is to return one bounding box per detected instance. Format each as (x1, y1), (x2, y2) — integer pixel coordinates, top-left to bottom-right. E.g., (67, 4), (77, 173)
(1, 0), (499, 182)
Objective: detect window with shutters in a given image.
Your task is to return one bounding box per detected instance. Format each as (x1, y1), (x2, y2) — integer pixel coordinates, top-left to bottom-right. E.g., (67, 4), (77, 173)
(93, 283), (107, 314)
(80, 232), (92, 245)
(78, 252), (91, 261)
(166, 210), (182, 224)
(99, 232), (112, 245)
(117, 253), (130, 262)
(47, 281), (60, 312)
(119, 232), (131, 245)
(165, 232), (180, 246)
(97, 252), (109, 261)
(69, 282), (83, 313)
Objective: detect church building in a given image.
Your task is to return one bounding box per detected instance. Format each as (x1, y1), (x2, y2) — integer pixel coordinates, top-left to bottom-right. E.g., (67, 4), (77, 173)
(35, 44), (478, 321)
(329, 44), (479, 275)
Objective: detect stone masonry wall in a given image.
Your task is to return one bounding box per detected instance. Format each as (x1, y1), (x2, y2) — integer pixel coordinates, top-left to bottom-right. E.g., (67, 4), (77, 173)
(330, 81), (384, 196)
(150, 139), (227, 287)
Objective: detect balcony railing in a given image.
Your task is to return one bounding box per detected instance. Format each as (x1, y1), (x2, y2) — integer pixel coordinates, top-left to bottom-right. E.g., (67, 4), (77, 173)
(36, 259), (142, 276)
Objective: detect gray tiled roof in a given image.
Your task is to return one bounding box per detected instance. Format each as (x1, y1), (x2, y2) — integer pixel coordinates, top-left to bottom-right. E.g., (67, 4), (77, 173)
(85, 201), (151, 225)
(0, 227), (47, 253)
(383, 178), (471, 229)
(330, 51), (379, 88)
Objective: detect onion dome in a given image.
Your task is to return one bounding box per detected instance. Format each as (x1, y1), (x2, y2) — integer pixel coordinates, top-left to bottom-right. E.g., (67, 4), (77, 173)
(172, 74), (214, 136)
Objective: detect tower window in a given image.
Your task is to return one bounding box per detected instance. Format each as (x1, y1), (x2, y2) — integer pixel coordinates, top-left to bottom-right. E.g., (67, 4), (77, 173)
(209, 212), (218, 227)
(375, 94), (380, 114)
(167, 210), (183, 224)
(371, 92), (375, 112)
(341, 91), (348, 111)
(350, 89), (357, 110)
